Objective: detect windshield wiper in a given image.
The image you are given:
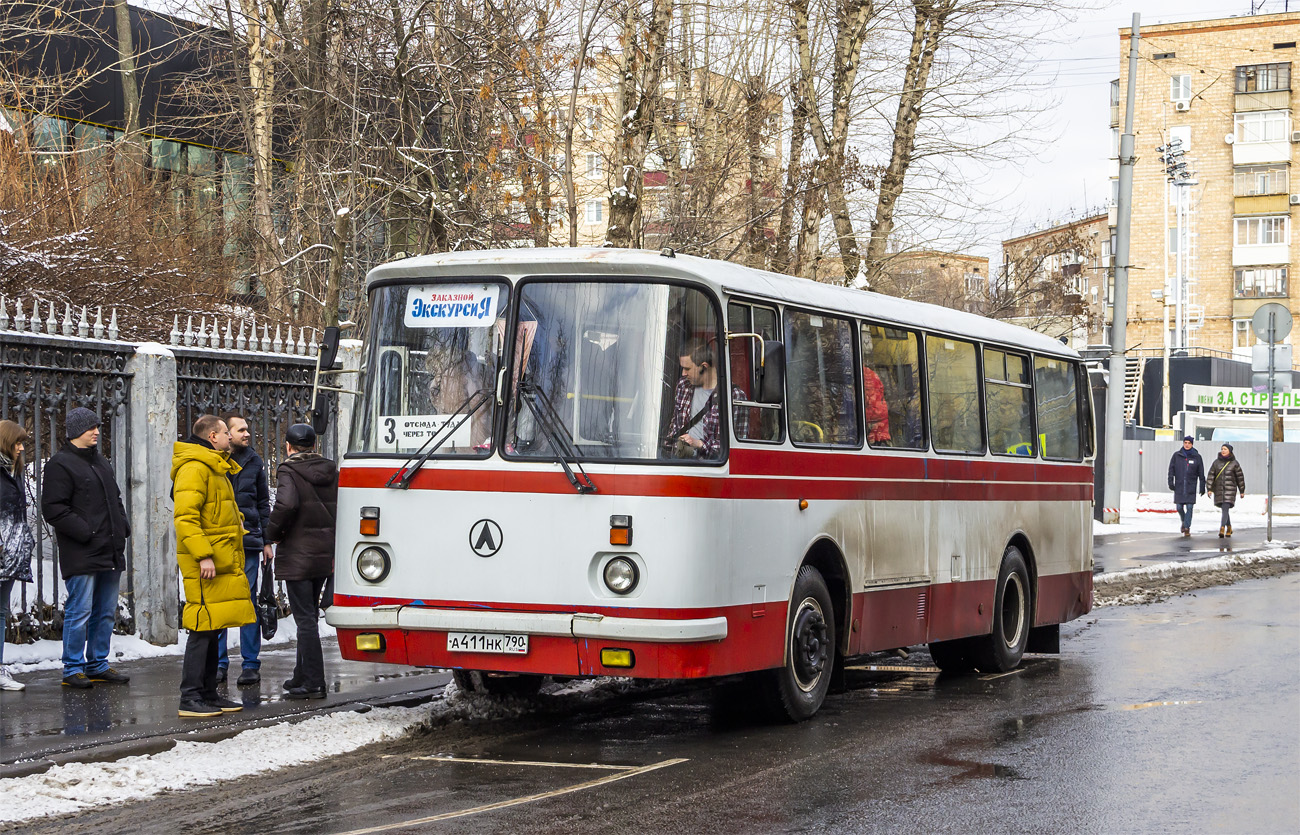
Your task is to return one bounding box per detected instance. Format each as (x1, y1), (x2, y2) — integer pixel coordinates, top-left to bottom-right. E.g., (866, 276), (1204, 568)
(386, 388), (493, 489)
(518, 380), (597, 494)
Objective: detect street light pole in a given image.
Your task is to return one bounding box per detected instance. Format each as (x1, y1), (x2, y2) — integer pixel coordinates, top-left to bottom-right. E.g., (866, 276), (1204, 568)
(1102, 13), (1141, 524)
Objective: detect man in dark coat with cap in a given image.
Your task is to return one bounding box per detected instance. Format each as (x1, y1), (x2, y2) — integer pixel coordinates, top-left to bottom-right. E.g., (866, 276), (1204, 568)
(41, 407), (132, 688)
(1168, 435), (1206, 537)
(265, 423), (337, 700)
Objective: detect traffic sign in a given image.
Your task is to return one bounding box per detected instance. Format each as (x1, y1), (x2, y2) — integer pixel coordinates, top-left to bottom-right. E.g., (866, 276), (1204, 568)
(1251, 303), (1293, 343)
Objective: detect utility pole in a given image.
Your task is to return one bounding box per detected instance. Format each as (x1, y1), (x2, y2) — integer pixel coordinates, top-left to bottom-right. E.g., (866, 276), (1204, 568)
(1102, 14), (1140, 524)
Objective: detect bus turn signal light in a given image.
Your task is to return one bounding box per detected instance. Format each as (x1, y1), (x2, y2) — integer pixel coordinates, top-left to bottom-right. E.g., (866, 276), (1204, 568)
(360, 506), (380, 536)
(610, 514), (632, 546)
(356, 633), (385, 652)
(600, 648), (635, 668)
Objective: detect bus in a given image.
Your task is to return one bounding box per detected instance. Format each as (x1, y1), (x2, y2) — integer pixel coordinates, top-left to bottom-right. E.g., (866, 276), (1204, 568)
(324, 248), (1094, 720)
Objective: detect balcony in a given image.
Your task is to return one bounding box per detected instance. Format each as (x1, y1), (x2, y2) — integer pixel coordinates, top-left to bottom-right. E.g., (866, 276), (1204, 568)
(1233, 243), (1290, 266)
(1235, 194), (1291, 213)
(1235, 90), (1291, 112)
(1234, 140), (1293, 165)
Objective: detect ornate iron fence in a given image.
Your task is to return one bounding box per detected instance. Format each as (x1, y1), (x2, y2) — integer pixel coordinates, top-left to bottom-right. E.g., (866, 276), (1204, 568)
(0, 327), (134, 641)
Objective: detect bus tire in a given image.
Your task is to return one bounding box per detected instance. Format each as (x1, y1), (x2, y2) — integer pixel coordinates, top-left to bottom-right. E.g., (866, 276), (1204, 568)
(765, 565), (836, 722)
(971, 546), (1032, 674)
(927, 637), (976, 675)
(452, 669), (544, 697)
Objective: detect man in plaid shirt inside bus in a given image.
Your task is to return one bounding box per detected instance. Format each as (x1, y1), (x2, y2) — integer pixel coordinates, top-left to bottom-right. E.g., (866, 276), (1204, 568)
(664, 339), (746, 459)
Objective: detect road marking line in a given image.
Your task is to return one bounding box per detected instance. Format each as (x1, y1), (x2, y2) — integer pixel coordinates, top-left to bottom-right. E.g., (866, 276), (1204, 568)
(846, 665), (941, 674)
(978, 669), (1024, 681)
(330, 757), (689, 834)
(401, 756), (636, 771)
(1120, 700), (1203, 711)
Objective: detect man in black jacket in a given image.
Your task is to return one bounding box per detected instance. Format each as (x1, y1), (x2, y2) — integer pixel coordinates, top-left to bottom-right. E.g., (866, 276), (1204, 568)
(217, 414), (273, 687)
(41, 407), (131, 689)
(265, 424), (337, 700)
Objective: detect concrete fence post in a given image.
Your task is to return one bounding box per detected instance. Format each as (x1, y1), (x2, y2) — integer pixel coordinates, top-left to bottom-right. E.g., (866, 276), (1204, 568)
(335, 339), (363, 456)
(125, 343), (179, 645)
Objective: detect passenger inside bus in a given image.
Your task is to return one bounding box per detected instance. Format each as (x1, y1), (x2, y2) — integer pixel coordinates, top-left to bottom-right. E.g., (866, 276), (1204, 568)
(663, 339), (726, 459)
(422, 334), (493, 448)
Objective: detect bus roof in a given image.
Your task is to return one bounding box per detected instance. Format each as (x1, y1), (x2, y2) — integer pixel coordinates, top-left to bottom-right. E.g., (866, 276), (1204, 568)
(366, 247), (1080, 359)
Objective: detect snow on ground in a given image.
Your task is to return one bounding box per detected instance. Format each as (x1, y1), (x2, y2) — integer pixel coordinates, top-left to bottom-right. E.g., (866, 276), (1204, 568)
(4, 615), (334, 674)
(0, 675), (649, 825)
(1092, 491), (1300, 537)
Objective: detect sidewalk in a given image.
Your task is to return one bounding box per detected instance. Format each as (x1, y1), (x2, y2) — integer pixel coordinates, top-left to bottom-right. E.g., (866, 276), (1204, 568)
(0, 636), (448, 778)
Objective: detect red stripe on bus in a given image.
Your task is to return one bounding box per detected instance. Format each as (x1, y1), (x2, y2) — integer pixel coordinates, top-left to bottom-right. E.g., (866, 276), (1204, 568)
(339, 467), (1092, 502)
(729, 448), (1093, 483)
(334, 569), (1092, 678)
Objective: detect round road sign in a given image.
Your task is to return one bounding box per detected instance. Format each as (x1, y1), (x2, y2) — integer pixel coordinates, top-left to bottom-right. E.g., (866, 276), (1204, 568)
(1251, 302), (1293, 344)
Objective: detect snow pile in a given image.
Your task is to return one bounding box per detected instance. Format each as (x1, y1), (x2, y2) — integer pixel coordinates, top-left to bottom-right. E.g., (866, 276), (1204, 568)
(1094, 545), (1300, 586)
(0, 704), (428, 824)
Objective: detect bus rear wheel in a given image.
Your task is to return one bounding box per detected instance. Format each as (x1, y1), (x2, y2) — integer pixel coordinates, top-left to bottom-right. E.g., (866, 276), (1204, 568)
(452, 669), (544, 697)
(971, 546), (1032, 674)
(765, 565), (836, 722)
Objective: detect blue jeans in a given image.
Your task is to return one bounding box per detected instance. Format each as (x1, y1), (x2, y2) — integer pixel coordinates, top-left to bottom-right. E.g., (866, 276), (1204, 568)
(1176, 503), (1194, 529)
(217, 553), (261, 671)
(1, 577), (13, 666)
(62, 569), (121, 677)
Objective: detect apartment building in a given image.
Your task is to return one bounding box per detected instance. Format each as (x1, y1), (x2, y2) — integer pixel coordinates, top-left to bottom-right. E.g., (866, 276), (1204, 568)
(880, 249), (990, 312)
(1000, 212), (1111, 348)
(1110, 12), (1300, 362)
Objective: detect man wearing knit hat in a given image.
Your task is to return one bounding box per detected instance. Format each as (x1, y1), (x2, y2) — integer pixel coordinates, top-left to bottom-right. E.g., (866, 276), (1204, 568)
(40, 407), (132, 688)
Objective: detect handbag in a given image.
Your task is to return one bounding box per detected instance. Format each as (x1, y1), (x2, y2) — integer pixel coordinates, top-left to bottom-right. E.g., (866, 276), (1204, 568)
(258, 562), (279, 641)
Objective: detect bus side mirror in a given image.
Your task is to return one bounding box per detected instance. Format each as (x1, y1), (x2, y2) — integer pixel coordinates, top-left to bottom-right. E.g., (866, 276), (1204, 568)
(310, 391), (330, 436)
(318, 326), (341, 369)
(757, 340), (785, 404)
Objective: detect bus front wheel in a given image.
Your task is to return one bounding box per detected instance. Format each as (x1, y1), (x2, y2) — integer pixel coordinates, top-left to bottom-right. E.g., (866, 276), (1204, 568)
(971, 546), (1032, 673)
(765, 565), (836, 722)
(452, 669), (544, 697)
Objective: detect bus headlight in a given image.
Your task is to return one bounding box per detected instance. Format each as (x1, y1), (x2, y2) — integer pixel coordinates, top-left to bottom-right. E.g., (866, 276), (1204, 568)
(602, 557), (639, 595)
(357, 547), (391, 583)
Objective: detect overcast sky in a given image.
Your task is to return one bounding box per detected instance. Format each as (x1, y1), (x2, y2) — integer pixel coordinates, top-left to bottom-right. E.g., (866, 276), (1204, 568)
(989, 0), (1276, 246)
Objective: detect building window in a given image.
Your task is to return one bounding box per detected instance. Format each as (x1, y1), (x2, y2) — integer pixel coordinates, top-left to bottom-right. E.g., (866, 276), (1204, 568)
(584, 199), (603, 223)
(1234, 110), (1290, 143)
(1235, 216), (1289, 246)
(585, 153), (602, 176)
(1235, 266), (1288, 298)
(1109, 79), (1120, 106)
(1234, 164), (1289, 196)
(1234, 319), (1256, 349)
(1171, 74), (1192, 101)
(1235, 62), (1291, 93)
(584, 106), (600, 130)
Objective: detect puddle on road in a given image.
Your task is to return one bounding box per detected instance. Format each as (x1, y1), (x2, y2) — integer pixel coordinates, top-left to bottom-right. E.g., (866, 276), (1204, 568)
(921, 752), (1025, 781)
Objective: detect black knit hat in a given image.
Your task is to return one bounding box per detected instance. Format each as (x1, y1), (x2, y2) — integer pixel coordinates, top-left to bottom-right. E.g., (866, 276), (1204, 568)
(285, 423), (317, 448)
(66, 407), (101, 440)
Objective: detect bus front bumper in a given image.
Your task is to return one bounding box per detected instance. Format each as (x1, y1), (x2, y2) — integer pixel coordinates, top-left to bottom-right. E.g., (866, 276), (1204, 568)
(326, 604), (744, 678)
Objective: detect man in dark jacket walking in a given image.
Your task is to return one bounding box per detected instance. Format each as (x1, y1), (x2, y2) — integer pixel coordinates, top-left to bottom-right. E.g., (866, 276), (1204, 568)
(265, 424), (337, 700)
(217, 414), (274, 687)
(1168, 435), (1206, 537)
(41, 407), (131, 688)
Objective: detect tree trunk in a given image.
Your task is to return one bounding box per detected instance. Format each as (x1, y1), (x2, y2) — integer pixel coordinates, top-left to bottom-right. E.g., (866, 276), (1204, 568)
(863, 0), (951, 285)
(111, 0), (145, 183)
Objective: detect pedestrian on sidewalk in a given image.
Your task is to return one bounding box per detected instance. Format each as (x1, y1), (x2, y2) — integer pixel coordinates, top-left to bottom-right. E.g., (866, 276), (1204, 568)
(0, 420), (36, 692)
(216, 413), (273, 688)
(41, 408), (131, 689)
(172, 414), (255, 718)
(1168, 435), (1206, 538)
(1207, 443), (1246, 539)
(266, 424), (337, 701)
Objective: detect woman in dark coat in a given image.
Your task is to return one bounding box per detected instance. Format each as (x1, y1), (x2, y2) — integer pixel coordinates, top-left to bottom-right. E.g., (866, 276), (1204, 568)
(0, 420), (35, 691)
(1168, 435), (1206, 537)
(1207, 443), (1246, 538)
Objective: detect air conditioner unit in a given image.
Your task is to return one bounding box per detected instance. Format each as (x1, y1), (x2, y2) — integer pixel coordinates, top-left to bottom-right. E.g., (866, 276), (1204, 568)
(1292, 130), (1300, 143)
(1174, 100), (1191, 112)
(1291, 194), (1300, 205)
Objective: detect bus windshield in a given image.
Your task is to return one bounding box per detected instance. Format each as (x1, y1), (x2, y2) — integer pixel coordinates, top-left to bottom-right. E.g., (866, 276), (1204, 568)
(505, 280), (723, 463)
(350, 280), (510, 456)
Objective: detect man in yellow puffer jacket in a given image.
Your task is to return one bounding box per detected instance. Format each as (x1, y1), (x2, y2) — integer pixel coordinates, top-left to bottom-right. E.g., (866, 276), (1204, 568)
(172, 414), (256, 718)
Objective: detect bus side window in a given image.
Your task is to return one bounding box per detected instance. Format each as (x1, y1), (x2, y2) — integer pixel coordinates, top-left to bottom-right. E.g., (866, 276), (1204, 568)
(1078, 362), (1096, 458)
(785, 310), (861, 447)
(728, 301), (783, 443)
(863, 323), (925, 450)
(1034, 356), (1083, 460)
(985, 348), (1036, 457)
(926, 335), (984, 455)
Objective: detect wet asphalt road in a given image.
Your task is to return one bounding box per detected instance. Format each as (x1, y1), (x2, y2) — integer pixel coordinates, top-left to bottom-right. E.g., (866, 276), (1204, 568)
(1093, 522), (1300, 574)
(16, 573), (1299, 835)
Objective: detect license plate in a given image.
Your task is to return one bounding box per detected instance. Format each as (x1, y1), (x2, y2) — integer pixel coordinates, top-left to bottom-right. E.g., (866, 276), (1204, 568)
(446, 632), (529, 655)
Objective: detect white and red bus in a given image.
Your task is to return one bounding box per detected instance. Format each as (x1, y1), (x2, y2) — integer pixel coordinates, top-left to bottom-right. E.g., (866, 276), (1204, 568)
(325, 248), (1093, 720)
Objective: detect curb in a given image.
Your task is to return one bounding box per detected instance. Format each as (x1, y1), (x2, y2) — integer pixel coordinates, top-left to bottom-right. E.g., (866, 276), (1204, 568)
(1095, 542), (1300, 586)
(0, 684), (446, 781)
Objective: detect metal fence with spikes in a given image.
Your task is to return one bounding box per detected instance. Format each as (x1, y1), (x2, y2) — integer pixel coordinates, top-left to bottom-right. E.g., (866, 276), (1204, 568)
(0, 296), (334, 645)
